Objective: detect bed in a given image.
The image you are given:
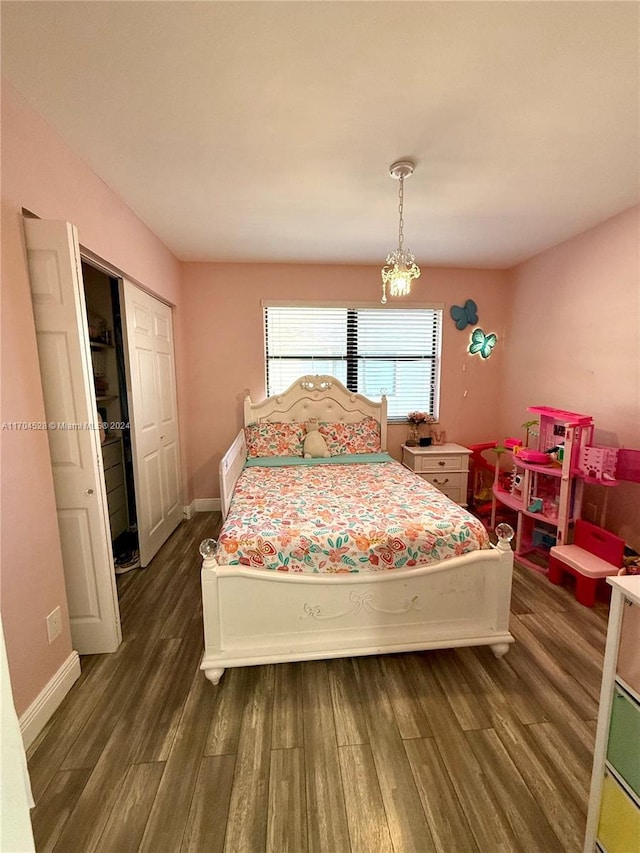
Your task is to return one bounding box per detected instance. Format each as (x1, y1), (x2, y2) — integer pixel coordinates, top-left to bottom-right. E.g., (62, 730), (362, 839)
(199, 375), (514, 684)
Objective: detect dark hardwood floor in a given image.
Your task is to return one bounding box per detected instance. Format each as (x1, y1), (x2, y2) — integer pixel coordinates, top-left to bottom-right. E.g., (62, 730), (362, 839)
(27, 512), (609, 852)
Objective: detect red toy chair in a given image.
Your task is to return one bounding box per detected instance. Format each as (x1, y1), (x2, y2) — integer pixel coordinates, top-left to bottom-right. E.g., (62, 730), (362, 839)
(467, 443), (517, 530)
(468, 442), (497, 516)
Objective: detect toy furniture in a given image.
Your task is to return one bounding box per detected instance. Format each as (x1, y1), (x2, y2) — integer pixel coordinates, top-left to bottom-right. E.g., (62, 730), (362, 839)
(467, 442), (496, 512)
(548, 519), (625, 607)
(492, 407), (596, 570)
(490, 406), (628, 572)
(584, 575), (640, 852)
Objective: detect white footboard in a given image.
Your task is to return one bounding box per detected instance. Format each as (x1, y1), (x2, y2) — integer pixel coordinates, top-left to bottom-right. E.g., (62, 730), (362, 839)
(200, 539), (514, 684)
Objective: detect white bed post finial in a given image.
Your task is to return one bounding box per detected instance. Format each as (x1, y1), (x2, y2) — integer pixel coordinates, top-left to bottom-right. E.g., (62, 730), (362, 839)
(199, 538), (218, 567)
(494, 523), (515, 552)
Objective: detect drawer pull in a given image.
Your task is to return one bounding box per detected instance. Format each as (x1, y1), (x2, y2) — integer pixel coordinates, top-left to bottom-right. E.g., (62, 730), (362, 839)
(433, 478), (449, 486)
(438, 460), (446, 466)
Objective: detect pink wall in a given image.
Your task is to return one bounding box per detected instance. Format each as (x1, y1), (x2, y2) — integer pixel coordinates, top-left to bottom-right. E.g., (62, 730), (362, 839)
(182, 263), (511, 501)
(1, 83), (187, 715)
(502, 206), (640, 549)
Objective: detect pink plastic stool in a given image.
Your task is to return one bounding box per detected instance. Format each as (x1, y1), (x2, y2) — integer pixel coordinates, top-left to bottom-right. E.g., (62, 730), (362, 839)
(548, 520), (625, 607)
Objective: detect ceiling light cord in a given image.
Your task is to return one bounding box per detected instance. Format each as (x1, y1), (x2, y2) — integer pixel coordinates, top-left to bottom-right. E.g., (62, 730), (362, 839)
(398, 175), (405, 252)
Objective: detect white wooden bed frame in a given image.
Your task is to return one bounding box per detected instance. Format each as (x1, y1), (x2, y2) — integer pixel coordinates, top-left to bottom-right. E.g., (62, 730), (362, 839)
(200, 375), (514, 685)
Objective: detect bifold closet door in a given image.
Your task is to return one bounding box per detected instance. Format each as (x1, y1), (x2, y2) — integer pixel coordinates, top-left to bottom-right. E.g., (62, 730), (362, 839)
(122, 281), (182, 566)
(23, 218), (121, 654)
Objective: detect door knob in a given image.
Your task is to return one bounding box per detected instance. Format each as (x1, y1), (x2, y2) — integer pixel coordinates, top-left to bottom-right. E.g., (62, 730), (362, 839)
(86, 488), (94, 496)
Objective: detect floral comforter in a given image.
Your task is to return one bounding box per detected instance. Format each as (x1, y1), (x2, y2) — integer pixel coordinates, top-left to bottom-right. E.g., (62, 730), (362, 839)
(216, 459), (489, 573)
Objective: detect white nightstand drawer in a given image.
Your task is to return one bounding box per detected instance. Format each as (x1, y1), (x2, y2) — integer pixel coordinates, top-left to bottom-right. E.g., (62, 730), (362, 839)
(416, 453), (468, 474)
(421, 471), (466, 503)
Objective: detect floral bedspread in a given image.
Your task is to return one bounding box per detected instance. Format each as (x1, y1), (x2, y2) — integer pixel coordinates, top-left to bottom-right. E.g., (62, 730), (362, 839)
(216, 460), (489, 573)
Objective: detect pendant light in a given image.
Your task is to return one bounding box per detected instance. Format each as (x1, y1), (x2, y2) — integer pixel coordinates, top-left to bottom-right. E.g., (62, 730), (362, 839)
(381, 160), (421, 304)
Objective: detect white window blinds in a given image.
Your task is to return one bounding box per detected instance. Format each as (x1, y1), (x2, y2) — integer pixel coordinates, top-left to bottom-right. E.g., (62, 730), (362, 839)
(264, 305), (442, 419)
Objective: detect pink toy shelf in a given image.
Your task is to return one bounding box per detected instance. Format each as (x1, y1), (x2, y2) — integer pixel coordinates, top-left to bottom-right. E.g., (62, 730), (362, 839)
(490, 405), (635, 573)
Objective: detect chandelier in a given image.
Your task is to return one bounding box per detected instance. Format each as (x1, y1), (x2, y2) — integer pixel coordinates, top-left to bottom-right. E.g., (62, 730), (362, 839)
(381, 160), (421, 304)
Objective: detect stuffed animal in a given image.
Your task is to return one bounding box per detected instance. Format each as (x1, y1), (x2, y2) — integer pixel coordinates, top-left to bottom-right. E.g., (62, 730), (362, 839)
(304, 420), (330, 458)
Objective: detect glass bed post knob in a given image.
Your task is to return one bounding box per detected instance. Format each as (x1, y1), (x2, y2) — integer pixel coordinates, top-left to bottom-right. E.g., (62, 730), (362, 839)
(495, 523), (515, 548)
(199, 538), (217, 559)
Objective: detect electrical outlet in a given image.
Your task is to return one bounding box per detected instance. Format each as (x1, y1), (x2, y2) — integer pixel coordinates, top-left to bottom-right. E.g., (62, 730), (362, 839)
(46, 606), (62, 644)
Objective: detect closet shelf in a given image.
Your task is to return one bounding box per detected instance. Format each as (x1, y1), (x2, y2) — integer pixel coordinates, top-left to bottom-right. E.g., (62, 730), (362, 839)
(96, 395), (118, 402)
(90, 340), (114, 350)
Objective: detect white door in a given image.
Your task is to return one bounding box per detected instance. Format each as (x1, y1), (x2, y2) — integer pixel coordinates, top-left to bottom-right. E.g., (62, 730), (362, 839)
(122, 281), (182, 566)
(24, 219), (121, 654)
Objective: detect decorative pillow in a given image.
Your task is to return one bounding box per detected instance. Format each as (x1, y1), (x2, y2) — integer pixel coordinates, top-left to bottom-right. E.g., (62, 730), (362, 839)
(318, 417), (381, 455)
(245, 422), (305, 458)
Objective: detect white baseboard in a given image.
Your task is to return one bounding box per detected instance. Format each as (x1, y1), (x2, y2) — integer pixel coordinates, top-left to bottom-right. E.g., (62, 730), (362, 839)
(193, 498), (221, 513)
(183, 500), (197, 519)
(20, 651), (81, 751)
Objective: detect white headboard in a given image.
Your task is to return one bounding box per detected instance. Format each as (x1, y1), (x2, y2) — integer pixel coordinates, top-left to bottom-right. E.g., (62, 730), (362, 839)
(219, 376), (388, 519)
(244, 375), (388, 450)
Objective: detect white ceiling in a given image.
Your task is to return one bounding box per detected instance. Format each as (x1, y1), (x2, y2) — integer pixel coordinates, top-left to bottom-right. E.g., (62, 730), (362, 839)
(2, 1), (639, 268)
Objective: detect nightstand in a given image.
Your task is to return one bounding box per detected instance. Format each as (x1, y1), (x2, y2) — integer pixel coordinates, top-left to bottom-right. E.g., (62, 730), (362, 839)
(401, 442), (471, 505)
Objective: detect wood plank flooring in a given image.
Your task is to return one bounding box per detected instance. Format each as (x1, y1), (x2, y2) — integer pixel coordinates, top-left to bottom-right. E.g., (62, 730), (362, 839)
(28, 512), (609, 852)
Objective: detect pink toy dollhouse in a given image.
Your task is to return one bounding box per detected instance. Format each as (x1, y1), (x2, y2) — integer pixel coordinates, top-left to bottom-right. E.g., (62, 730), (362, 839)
(491, 407), (621, 572)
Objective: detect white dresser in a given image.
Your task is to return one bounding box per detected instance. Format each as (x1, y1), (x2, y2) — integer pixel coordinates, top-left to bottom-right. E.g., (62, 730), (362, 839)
(401, 442), (471, 506)
(584, 574), (640, 852)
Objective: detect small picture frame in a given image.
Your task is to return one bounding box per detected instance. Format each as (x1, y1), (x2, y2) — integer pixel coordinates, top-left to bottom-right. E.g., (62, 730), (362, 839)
(431, 428), (446, 446)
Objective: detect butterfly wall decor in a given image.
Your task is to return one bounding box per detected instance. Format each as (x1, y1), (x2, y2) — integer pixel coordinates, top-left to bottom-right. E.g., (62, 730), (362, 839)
(450, 299), (478, 330)
(468, 328), (498, 359)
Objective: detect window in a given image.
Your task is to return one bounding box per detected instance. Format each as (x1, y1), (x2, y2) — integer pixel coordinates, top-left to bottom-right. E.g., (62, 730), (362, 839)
(264, 304), (442, 420)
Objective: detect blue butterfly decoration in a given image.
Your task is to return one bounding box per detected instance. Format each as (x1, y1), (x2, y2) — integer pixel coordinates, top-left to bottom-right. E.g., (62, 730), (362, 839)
(468, 328), (497, 359)
(450, 299), (478, 330)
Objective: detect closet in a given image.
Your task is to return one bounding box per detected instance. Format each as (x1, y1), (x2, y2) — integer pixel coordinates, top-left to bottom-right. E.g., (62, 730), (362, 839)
(82, 263), (139, 573)
(24, 218), (183, 655)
